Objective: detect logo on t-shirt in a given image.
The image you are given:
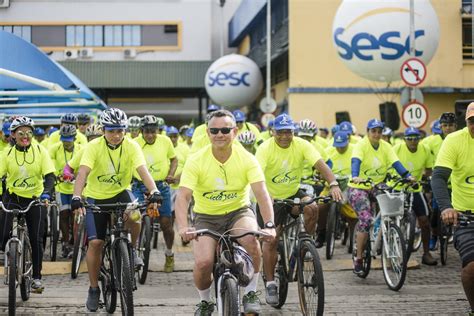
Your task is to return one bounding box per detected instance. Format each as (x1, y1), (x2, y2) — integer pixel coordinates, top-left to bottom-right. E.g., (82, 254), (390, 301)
(203, 190), (238, 201)
(12, 176), (36, 189)
(149, 164), (161, 174)
(272, 170), (298, 184)
(97, 173), (123, 186)
(465, 175), (474, 184)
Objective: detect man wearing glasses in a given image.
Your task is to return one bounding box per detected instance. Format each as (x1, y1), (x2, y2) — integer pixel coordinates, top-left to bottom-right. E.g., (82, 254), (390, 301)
(176, 109), (276, 316)
(255, 113), (343, 305)
(432, 102), (474, 315)
(392, 126), (437, 266)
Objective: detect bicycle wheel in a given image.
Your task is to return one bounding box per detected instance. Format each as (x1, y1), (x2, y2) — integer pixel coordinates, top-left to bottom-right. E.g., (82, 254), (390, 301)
(138, 215), (152, 285)
(49, 205), (59, 261)
(400, 211), (416, 262)
(71, 216), (86, 279)
(381, 223), (407, 291)
(297, 240), (324, 316)
(266, 240), (289, 309)
(101, 244), (117, 314)
(440, 235), (449, 266)
(116, 240), (134, 316)
(351, 223), (371, 278)
(20, 238), (32, 301)
(8, 242), (18, 316)
(152, 217), (160, 250)
(326, 203), (338, 260)
(412, 223), (422, 252)
(221, 277), (240, 316)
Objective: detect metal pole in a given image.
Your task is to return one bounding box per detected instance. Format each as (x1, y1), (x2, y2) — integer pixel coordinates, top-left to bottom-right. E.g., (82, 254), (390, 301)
(409, 0), (415, 102)
(266, 0), (271, 107)
(219, 0), (225, 57)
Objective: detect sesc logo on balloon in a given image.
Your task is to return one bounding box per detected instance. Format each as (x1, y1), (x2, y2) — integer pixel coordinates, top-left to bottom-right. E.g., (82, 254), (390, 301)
(332, 0), (439, 83)
(205, 54), (263, 107)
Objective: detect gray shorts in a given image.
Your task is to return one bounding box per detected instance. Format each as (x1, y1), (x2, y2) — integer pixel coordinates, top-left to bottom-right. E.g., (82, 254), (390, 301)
(194, 207), (256, 239)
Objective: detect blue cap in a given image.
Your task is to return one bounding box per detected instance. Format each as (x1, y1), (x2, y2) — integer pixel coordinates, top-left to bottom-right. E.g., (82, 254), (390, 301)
(339, 121), (353, 134)
(233, 110), (246, 122)
(2, 122), (11, 136)
(48, 127), (58, 136)
(34, 127), (45, 136)
(333, 131), (349, 148)
(367, 119), (384, 129)
(431, 119), (441, 135)
(331, 124), (340, 134)
(267, 120), (274, 128)
(166, 126), (179, 135)
(60, 135), (75, 142)
(273, 114), (295, 131)
(185, 127), (194, 137)
(207, 104), (220, 112)
(404, 126), (421, 136)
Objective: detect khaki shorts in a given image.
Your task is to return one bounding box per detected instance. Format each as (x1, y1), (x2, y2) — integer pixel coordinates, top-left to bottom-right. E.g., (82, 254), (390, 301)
(194, 207), (256, 239)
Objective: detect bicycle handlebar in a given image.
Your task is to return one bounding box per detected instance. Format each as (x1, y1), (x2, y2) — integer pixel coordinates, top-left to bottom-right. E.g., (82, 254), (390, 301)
(273, 195), (332, 208)
(188, 228), (270, 241)
(458, 212), (474, 227)
(85, 200), (147, 213)
(0, 199), (42, 213)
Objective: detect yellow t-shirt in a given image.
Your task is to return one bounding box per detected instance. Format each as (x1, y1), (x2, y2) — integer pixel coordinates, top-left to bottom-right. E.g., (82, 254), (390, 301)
(392, 143), (432, 192)
(0, 139), (10, 153)
(435, 128), (474, 211)
(80, 137), (146, 200)
(425, 134), (443, 160)
(180, 144), (264, 215)
(47, 129), (88, 149)
(49, 142), (82, 194)
(301, 138), (328, 182)
(327, 144), (354, 177)
(260, 130), (272, 141)
(68, 147), (85, 171)
(135, 135), (176, 181)
(256, 137), (322, 199)
(349, 137), (398, 189)
(314, 135), (329, 148)
(191, 124), (207, 143)
(171, 142), (190, 190)
(0, 144), (55, 198)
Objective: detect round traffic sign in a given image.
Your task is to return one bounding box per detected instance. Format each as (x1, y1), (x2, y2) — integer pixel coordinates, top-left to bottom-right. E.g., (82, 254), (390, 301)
(400, 58), (427, 87)
(259, 97), (277, 113)
(402, 102), (429, 128)
(261, 113), (275, 128)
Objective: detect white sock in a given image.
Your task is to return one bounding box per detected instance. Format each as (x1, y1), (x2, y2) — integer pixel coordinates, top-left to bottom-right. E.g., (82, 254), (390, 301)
(197, 286), (212, 302)
(266, 280), (276, 287)
(165, 248), (173, 256)
(244, 272), (259, 294)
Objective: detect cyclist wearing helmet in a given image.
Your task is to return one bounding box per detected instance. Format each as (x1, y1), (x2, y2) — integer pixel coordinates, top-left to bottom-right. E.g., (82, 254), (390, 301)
(191, 104), (221, 145)
(127, 115), (141, 139)
(70, 108), (161, 312)
(233, 110), (262, 145)
(381, 127), (393, 144)
(156, 117), (166, 135)
(237, 130), (257, 154)
(0, 116), (56, 293)
(77, 113), (92, 135)
(48, 124), (82, 258)
(34, 127), (46, 143)
(178, 124), (189, 144)
(46, 113), (87, 148)
(132, 115), (177, 273)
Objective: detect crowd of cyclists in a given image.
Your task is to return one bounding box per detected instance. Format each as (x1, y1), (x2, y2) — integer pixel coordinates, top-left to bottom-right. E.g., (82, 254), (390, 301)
(0, 101), (473, 315)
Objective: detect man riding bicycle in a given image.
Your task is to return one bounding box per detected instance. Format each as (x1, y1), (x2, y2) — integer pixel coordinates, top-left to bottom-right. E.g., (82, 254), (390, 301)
(432, 103), (474, 314)
(175, 109), (276, 316)
(70, 108), (161, 312)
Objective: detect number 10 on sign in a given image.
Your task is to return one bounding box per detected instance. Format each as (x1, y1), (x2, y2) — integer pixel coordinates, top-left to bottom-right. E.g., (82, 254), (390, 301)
(402, 102), (428, 128)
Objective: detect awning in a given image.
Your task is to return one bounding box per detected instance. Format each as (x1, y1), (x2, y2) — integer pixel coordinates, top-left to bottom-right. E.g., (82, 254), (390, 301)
(0, 31), (106, 125)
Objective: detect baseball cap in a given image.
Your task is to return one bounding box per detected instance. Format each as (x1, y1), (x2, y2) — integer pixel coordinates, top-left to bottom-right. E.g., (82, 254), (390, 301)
(267, 120), (274, 129)
(339, 121), (353, 134)
(382, 127), (393, 136)
(233, 110), (246, 122)
(431, 119), (441, 135)
(331, 124), (340, 134)
(2, 122), (11, 136)
(333, 131), (349, 148)
(185, 127), (194, 137)
(367, 119), (384, 129)
(60, 135), (75, 142)
(466, 102), (474, 120)
(273, 114), (295, 131)
(48, 127), (58, 136)
(207, 104), (220, 112)
(166, 126), (179, 135)
(34, 127), (45, 136)
(404, 126), (421, 136)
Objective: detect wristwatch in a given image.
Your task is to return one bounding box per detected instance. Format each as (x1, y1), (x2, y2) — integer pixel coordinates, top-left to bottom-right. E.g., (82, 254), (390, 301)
(264, 221), (276, 229)
(329, 180), (339, 187)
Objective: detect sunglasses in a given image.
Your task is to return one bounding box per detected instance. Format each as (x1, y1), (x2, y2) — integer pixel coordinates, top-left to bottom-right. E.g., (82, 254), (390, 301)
(209, 127), (235, 135)
(16, 130), (33, 138)
(405, 136), (420, 141)
(143, 128), (157, 134)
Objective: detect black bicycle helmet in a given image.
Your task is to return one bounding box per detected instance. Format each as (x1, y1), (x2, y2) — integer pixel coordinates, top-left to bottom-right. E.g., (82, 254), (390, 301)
(439, 112), (456, 124)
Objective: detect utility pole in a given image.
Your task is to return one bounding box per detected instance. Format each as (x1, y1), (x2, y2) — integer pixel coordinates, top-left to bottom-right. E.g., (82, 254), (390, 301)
(409, 0), (415, 102)
(266, 0), (271, 109)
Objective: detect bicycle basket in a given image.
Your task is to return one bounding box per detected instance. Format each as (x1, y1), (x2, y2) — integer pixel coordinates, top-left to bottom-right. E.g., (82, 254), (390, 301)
(376, 192), (404, 217)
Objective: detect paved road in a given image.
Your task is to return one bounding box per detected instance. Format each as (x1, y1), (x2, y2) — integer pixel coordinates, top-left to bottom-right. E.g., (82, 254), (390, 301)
(0, 234), (468, 315)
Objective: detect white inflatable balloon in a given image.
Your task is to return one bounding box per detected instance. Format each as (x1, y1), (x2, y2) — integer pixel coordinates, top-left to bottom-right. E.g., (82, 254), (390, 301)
(205, 54), (263, 107)
(332, 0), (440, 83)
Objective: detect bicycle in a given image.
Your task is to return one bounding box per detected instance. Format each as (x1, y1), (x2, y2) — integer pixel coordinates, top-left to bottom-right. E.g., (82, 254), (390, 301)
(351, 179), (408, 291)
(190, 228), (268, 316)
(86, 200), (145, 316)
(71, 211), (87, 279)
(46, 198), (60, 262)
(1, 199), (43, 316)
(136, 204), (158, 285)
(439, 219), (454, 266)
(267, 195), (331, 315)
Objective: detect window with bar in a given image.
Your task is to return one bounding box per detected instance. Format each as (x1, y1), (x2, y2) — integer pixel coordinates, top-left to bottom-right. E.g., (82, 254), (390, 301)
(462, 0), (473, 59)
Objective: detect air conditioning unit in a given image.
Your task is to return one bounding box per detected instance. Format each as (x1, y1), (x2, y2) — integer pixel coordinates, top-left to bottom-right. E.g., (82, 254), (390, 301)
(124, 48), (137, 59)
(79, 48), (94, 58)
(64, 49), (78, 59)
(0, 0), (10, 8)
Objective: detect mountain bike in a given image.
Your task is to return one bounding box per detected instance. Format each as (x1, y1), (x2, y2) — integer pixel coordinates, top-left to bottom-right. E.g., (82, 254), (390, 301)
(71, 211), (87, 279)
(137, 204), (157, 285)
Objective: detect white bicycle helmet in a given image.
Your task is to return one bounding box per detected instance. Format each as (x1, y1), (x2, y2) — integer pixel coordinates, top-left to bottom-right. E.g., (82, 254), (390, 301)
(141, 115), (159, 128)
(77, 113), (91, 124)
(60, 124), (77, 137)
(127, 116), (141, 129)
(61, 113), (78, 124)
(237, 131), (256, 145)
(298, 119), (317, 137)
(156, 117), (165, 128)
(85, 124), (103, 137)
(100, 108), (128, 129)
(10, 116), (35, 132)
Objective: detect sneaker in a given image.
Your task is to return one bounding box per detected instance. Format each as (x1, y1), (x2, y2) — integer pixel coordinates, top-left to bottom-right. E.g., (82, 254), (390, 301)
(429, 236), (438, 251)
(164, 254), (174, 273)
(31, 279), (44, 293)
(242, 291), (261, 314)
(421, 253), (438, 266)
(265, 283), (279, 306)
(86, 287), (100, 312)
(194, 300), (215, 316)
(353, 258), (363, 275)
(314, 231), (326, 249)
(133, 249), (144, 268)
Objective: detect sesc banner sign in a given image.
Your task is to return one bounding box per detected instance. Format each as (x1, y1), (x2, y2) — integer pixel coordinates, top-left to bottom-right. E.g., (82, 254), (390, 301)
(332, 0), (439, 83)
(205, 54), (263, 108)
